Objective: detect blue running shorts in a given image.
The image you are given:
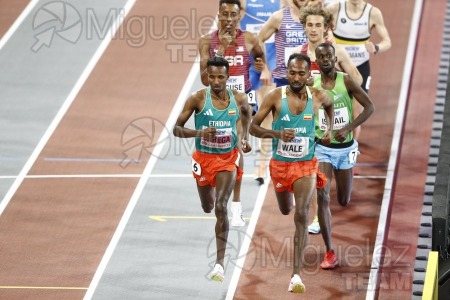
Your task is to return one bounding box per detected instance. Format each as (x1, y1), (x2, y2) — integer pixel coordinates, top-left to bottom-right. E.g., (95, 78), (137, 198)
(315, 140), (359, 170)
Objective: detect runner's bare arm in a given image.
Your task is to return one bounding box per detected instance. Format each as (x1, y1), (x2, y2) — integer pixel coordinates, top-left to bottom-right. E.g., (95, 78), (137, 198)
(314, 88), (334, 144)
(198, 35), (212, 86)
(257, 9), (282, 44)
(173, 91), (214, 139)
(367, 7), (392, 54)
(342, 74), (375, 130)
(250, 88), (294, 141)
(245, 32), (266, 72)
(324, 1), (339, 29)
(256, 11), (282, 85)
(234, 91), (252, 152)
(335, 44), (363, 85)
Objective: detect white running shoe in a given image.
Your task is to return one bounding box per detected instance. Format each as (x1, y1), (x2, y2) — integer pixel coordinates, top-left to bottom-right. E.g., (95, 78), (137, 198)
(210, 264), (224, 282)
(231, 202), (245, 227)
(288, 274), (305, 293)
(308, 217), (320, 234)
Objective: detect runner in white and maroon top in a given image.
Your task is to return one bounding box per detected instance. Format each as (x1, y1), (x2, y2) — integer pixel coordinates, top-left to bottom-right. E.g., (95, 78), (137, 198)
(198, 0), (265, 228)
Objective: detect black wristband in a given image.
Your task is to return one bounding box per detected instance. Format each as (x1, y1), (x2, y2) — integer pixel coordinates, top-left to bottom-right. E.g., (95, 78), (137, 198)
(374, 44), (380, 54)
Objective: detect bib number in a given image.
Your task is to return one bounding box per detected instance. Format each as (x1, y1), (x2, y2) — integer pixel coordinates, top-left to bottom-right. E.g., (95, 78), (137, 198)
(348, 148), (358, 164)
(192, 159), (201, 176)
(247, 90), (256, 105)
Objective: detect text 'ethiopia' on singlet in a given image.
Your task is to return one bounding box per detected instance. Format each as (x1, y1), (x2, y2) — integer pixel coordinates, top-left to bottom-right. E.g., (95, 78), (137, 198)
(272, 86), (316, 162)
(313, 72), (353, 144)
(195, 87), (239, 154)
(272, 6), (307, 80)
(333, 0), (373, 67)
(210, 29), (252, 93)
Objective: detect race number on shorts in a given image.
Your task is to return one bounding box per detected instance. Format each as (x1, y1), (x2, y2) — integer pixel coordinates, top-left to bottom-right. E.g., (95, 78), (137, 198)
(247, 90), (256, 105)
(192, 159), (201, 176)
(348, 148), (358, 164)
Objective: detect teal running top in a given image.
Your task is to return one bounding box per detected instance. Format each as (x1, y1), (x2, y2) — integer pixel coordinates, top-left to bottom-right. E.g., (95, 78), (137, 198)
(195, 87), (240, 154)
(272, 86), (316, 162)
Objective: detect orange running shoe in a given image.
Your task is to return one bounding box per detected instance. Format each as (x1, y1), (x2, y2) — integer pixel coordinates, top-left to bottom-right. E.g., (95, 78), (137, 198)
(320, 249), (338, 269)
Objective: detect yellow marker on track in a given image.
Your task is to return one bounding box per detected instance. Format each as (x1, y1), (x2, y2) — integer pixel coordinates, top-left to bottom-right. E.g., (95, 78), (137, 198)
(149, 216), (250, 222)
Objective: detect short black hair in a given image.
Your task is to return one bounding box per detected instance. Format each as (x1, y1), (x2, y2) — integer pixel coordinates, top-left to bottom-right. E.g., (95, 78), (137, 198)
(219, 0), (241, 9)
(207, 56), (230, 72)
(316, 42), (336, 54)
(287, 53), (311, 70)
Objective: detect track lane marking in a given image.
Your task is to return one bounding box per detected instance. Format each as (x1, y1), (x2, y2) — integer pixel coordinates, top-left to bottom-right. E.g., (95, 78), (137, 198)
(0, 0), (136, 216)
(149, 215), (251, 222)
(366, 0), (424, 298)
(0, 286), (87, 290)
(82, 28), (200, 300)
(0, 174), (386, 179)
(0, 0), (40, 51)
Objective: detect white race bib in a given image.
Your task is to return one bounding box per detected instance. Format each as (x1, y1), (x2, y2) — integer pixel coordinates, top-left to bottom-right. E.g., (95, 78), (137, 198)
(343, 44), (369, 66)
(348, 147), (358, 164)
(276, 136), (309, 158)
(227, 75), (245, 93)
(319, 107), (350, 131)
(247, 90), (256, 105)
(200, 127), (233, 149)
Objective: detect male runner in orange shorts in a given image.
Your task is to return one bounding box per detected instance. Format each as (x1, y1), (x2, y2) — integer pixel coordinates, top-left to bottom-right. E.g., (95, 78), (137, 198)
(198, 0), (265, 227)
(250, 53), (333, 293)
(173, 57), (252, 282)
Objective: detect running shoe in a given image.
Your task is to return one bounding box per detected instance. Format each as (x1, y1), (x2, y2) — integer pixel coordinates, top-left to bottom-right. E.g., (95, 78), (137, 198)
(231, 202), (245, 227)
(320, 249), (338, 269)
(288, 274), (305, 293)
(308, 217), (320, 234)
(210, 264), (224, 282)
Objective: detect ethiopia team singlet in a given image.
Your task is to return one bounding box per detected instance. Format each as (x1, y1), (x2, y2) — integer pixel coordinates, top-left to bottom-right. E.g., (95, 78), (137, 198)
(272, 86), (316, 162)
(195, 87), (239, 154)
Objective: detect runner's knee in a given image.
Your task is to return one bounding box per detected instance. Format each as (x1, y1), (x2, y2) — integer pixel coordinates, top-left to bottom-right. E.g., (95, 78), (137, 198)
(337, 195), (351, 207)
(214, 200), (228, 218)
(202, 202), (214, 213)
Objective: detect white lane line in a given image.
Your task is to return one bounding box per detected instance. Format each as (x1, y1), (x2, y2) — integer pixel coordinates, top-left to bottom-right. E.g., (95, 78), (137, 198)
(0, 0), (40, 51)
(225, 178), (269, 300)
(0, 174), (386, 180)
(82, 45), (200, 300)
(366, 0), (424, 299)
(0, 0), (136, 216)
(0, 174), (142, 179)
(0, 174), (259, 179)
